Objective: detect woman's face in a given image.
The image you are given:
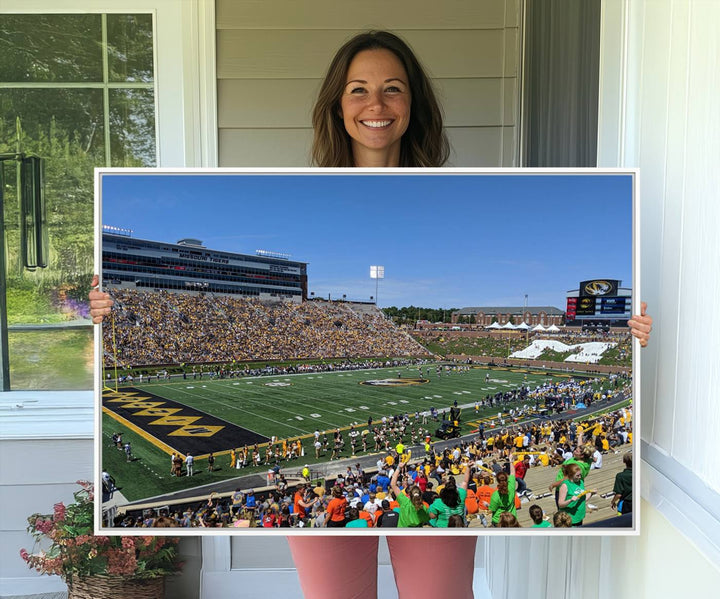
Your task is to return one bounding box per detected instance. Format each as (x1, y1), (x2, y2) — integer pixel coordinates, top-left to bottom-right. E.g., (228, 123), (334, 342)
(340, 48), (411, 166)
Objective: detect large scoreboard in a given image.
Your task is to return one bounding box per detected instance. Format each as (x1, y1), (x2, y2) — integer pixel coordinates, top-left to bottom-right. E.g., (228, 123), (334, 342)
(566, 279), (631, 321)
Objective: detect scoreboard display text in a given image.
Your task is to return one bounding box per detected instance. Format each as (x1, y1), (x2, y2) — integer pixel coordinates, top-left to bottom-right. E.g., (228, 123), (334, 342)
(566, 296), (631, 319)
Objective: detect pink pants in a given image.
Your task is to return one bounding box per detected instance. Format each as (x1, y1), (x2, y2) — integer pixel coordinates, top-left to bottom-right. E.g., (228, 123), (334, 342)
(287, 536), (477, 599)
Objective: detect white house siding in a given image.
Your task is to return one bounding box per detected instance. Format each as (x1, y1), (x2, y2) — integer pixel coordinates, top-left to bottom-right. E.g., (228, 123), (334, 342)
(486, 0), (720, 596)
(0, 396), (93, 598)
(215, 0), (521, 167)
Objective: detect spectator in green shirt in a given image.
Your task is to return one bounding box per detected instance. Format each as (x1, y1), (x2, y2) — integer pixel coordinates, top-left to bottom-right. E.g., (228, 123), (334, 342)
(529, 504), (552, 528)
(391, 463), (429, 527)
(611, 452), (633, 514)
(489, 453), (518, 526)
(428, 463), (471, 527)
(557, 463), (595, 526)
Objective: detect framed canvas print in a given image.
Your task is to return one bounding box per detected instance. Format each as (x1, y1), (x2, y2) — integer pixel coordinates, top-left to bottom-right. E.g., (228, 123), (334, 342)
(95, 168), (639, 536)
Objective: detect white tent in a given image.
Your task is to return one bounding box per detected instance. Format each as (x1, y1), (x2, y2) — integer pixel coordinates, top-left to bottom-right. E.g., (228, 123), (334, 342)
(486, 322), (502, 329)
(546, 324), (560, 332)
(501, 321), (517, 329)
(532, 324), (546, 331)
(515, 322), (530, 330)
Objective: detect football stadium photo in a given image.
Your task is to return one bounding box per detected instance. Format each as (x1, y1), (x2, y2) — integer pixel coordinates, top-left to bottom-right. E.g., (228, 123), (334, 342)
(98, 171), (636, 532)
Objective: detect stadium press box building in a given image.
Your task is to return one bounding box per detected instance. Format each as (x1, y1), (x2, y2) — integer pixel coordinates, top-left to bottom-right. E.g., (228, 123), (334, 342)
(102, 231), (308, 302)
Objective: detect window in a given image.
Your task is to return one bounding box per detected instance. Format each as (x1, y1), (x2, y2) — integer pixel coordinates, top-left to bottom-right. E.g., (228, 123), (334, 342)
(0, 13), (156, 390)
(521, 0), (601, 167)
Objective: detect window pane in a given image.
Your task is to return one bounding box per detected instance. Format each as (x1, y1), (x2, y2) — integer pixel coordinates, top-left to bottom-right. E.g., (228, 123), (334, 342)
(0, 89), (106, 163)
(107, 14), (154, 83)
(8, 329), (94, 390)
(0, 14), (103, 82)
(109, 89), (157, 166)
(1, 88), (103, 282)
(1, 89), (99, 390)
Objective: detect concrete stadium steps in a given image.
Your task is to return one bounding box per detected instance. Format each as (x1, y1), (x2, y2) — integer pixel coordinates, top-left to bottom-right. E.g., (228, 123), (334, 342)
(467, 444), (632, 528)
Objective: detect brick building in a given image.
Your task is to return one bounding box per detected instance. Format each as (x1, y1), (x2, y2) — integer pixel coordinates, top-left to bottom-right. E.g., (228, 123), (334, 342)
(451, 306), (565, 327)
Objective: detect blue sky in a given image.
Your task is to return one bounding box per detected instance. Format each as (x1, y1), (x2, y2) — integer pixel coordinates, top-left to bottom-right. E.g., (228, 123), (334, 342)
(100, 172), (633, 310)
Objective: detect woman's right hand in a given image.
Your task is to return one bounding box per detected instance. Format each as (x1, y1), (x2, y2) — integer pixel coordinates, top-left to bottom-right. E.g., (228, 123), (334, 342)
(628, 301), (653, 347)
(89, 274), (114, 324)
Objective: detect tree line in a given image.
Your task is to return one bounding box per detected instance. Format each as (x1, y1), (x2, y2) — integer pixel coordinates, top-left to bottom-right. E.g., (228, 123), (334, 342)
(381, 306), (458, 325)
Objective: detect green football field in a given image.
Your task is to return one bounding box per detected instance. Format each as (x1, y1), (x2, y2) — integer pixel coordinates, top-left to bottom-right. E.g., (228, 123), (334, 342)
(102, 363), (619, 502)
(105, 363), (604, 442)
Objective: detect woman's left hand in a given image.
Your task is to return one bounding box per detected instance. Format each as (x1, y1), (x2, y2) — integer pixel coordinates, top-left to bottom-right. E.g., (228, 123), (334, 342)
(628, 301), (652, 347)
(89, 274), (114, 324)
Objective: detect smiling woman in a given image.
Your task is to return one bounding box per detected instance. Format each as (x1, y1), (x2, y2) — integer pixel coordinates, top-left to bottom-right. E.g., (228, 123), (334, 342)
(311, 31), (449, 168)
(340, 48), (411, 167)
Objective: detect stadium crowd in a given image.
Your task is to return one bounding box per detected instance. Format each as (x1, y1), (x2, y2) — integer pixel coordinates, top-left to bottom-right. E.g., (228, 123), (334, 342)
(103, 290), (429, 367)
(205, 375), (629, 474)
(111, 405), (633, 529)
(114, 356), (431, 384)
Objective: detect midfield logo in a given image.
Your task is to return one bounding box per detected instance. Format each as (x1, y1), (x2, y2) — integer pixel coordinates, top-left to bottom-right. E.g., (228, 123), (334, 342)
(360, 378), (429, 387)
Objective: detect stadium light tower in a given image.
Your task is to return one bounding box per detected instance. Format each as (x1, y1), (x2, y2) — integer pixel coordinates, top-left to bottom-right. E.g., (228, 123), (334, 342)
(370, 266), (384, 306)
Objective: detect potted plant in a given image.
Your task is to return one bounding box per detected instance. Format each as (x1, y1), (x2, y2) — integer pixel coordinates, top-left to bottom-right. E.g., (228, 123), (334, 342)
(20, 481), (182, 599)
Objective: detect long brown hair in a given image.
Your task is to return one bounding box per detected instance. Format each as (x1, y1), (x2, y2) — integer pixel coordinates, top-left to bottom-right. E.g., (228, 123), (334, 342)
(439, 477), (460, 508)
(498, 512), (520, 528)
(311, 30), (449, 167)
(407, 485), (424, 510)
(496, 472), (509, 495)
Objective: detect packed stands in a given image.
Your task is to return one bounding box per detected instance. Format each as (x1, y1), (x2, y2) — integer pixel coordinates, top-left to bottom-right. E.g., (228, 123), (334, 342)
(103, 290), (430, 367)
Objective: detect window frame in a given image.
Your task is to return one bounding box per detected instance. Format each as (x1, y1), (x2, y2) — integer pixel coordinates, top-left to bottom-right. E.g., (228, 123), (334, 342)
(5, 0), (218, 168)
(0, 1), (216, 424)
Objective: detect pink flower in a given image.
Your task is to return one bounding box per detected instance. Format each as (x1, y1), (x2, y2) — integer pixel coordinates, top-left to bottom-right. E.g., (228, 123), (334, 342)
(19, 548), (29, 562)
(53, 503), (66, 522)
(74, 535), (92, 546)
(34, 518), (53, 535)
(121, 537), (135, 549)
(43, 556), (64, 576)
(106, 548), (137, 576)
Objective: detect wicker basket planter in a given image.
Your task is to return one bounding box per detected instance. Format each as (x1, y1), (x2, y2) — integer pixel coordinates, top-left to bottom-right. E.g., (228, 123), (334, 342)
(67, 575), (165, 599)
